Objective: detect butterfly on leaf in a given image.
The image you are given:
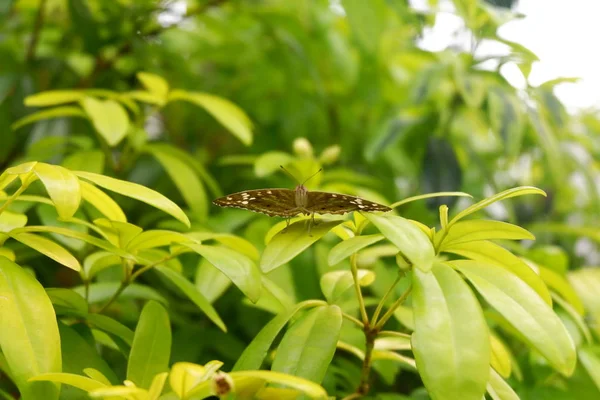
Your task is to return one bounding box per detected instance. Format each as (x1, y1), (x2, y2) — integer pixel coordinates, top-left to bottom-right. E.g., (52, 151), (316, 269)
(212, 168), (391, 225)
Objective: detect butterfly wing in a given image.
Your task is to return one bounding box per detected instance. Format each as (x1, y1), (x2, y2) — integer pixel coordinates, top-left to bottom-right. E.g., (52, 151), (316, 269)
(213, 189), (300, 217)
(306, 191), (391, 215)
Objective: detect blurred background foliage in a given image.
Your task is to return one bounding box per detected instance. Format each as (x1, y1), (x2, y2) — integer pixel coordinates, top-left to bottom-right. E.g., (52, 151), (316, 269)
(2, 0), (600, 398)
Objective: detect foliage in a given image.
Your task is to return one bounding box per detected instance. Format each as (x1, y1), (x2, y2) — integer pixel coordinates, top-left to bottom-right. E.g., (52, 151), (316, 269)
(1, 1), (600, 400)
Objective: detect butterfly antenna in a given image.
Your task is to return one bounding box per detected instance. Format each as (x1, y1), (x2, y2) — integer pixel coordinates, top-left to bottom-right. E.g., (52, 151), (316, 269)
(280, 165), (300, 185)
(302, 168), (323, 185)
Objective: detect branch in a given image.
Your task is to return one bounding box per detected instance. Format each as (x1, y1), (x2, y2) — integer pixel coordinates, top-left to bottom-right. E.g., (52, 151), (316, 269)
(26, 0), (47, 63)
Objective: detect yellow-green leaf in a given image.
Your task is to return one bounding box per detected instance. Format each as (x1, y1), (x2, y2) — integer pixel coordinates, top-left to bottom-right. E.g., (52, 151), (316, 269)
(261, 220), (343, 273)
(168, 89), (253, 145)
(320, 269), (374, 303)
(137, 72), (169, 99)
(75, 171), (190, 227)
(34, 163), (81, 219)
(328, 234), (384, 266)
(490, 332), (512, 378)
(25, 90), (85, 106)
(79, 180), (127, 222)
(29, 372), (106, 392)
(486, 368), (519, 400)
(0, 257), (62, 399)
(438, 220), (534, 250)
(229, 371), (328, 399)
(80, 97), (130, 146)
(10, 232), (81, 271)
(12, 106), (87, 130)
(449, 186), (546, 226)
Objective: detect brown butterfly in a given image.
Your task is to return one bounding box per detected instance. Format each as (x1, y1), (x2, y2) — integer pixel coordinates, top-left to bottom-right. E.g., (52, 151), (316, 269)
(213, 168), (391, 222)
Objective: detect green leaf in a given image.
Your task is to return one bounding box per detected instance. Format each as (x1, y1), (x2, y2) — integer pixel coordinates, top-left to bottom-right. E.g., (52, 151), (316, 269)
(93, 219), (143, 248)
(155, 265), (226, 332)
(127, 230), (193, 251)
(11, 106), (87, 130)
(74, 171), (190, 227)
(486, 367), (519, 400)
(579, 346), (600, 393)
(182, 243), (261, 303)
(254, 151), (294, 177)
(168, 90), (253, 145)
(228, 371), (328, 399)
(58, 322), (119, 396)
(0, 257), (61, 400)
(10, 232), (81, 271)
(363, 214), (435, 272)
(46, 288), (88, 315)
(24, 90), (85, 106)
(272, 305), (342, 383)
(144, 144), (208, 219)
(233, 300), (327, 371)
(187, 232), (259, 261)
(328, 234), (384, 266)
(80, 97), (130, 146)
(260, 220), (343, 273)
(320, 269), (374, 303)
(451, 260), (576, 376)
(34, 163), (81, 219)
(488, 88), (524, 159)
(85, 313), (134, 346)
(411, 264), (489, 400)
(36, 204), (88, 251)
(73, 282), (167, 305)
(12, 225), (132, 259)
(79, 180), (127, 222)
(29, 373), (106, 392)
(442, 241), (552, 305)
(83, 252), (121, 280)
(449, 186), (546, 226)
(127, 301), (171, 389)
(390, 192), (472, 209)
(62, 150), (105, 174)
(341, 0), (386, 53)
(137, 72), (169, 99)
(195, 258), (231, 303)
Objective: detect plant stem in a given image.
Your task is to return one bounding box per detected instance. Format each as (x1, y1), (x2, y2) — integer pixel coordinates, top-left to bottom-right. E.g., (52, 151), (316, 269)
(350, 254), (369, 325)
(374, 286), (412, 331)
(97, 280), (128, 314)
(356, 327), (377, 396)
(26, 0), (47, 62)
(342, 312), (364, 328)
(370, 273), (402, 326)
(0, 184), (28, 216)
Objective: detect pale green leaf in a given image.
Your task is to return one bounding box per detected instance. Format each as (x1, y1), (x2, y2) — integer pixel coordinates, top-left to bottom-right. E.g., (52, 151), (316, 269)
(328, 234), (384, 266)
(229, 371), (328, 399)
(442, 240), (551, 305)
(486, 368), (519, 400)
(320, 269), (374, 303)
(0, 210), (27, 232)
(29, 373), (106, 392)
(579, 346), (600, 393)
(254, 151), (294, 177)
(261, 220), (343, 273)
(34, 163), (81, 219)
(137, 72), (169, 99)
(412, 264), (490, 400)
(451, 260), (576, 376)
(364, 213), (435, 272)
(438, 220), (534, 250)
(182, 243), (261, 303)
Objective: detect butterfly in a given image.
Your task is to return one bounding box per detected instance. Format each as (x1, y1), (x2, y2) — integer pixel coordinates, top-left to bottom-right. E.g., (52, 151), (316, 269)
(213, 167), (391, 222)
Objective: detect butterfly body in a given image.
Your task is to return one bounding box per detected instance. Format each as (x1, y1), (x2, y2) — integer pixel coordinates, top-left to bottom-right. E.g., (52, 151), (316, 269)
(213, 184), (391, 217)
